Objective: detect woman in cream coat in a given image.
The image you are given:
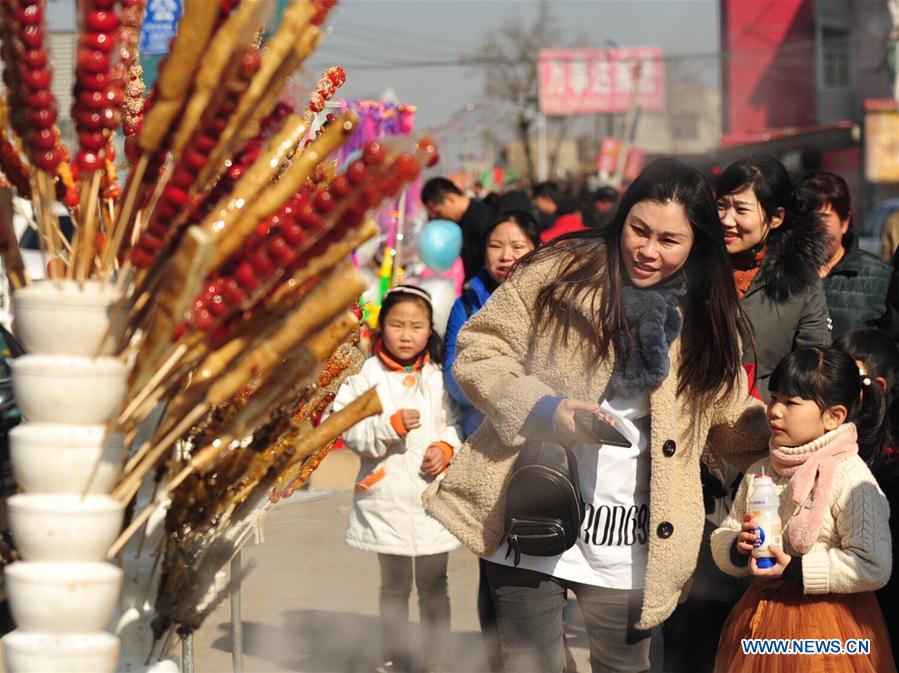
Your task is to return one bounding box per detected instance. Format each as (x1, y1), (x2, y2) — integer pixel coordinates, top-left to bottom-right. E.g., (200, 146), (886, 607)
(423, 159), (770, 673)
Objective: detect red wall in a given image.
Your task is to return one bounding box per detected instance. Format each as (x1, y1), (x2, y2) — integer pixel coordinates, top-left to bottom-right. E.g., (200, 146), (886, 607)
(721, 0), (817, 144)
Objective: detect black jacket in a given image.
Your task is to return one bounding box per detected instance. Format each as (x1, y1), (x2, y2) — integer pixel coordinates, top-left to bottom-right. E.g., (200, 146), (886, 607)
(822, 233), (891, 340)
(459, 199), (493, 281)
(741, 222), (832, 397)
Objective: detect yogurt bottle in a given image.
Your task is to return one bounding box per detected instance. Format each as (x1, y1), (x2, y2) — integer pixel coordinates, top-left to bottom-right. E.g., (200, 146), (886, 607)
(749, 474), (782, 569)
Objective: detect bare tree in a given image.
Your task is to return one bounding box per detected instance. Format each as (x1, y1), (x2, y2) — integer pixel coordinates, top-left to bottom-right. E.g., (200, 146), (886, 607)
(476, 1), (560, 182)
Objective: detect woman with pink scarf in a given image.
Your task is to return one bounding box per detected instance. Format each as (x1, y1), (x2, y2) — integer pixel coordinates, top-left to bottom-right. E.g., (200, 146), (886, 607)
(710, 346), (895, 673)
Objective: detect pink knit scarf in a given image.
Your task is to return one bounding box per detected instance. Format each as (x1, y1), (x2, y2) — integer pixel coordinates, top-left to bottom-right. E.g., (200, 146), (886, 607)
(768, 423), (858, 554)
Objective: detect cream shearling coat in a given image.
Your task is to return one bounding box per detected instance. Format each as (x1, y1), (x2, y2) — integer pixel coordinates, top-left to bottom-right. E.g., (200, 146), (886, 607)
(711, 455), (891, 594)
(422, 251), (770, 630)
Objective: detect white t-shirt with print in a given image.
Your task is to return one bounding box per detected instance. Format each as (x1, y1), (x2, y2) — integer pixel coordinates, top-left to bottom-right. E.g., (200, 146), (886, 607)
(486, 391), (651, 589)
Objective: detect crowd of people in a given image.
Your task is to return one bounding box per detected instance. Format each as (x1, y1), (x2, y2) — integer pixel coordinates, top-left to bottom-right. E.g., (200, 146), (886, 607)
(333, 153), (899, 673)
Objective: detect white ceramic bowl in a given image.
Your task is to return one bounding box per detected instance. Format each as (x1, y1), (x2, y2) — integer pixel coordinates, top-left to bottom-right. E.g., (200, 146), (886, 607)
(10, 355), (128, 424)
(2, 630), (120, 673)
(13, 279), (122, 355)
(6, 561), (123, 632)
(10, 423), (124, 494)
(8, 494), (125, 562)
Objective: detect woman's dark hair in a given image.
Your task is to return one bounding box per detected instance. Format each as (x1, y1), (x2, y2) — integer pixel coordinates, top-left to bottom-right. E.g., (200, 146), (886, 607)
(794, 171), (852, 223)
(484, 209), (542, 250)
(715, 154), (794, 226)
(835, 328), (899, 463)
(377, 285), (444, 365)
(769, 346), (888, 465)
(516, 157), (747, 407)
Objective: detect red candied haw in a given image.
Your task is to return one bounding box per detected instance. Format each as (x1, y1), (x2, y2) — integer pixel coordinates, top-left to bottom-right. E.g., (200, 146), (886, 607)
(147, 218), (169, 237)
(227, 165), (243, 181)
(91, 0), (116, 9)
(338, 205), (366, 231)
(359, 185), (381, 209)
(34, 148), (61, 171)
(131, 246), (156, 268)
(154, 199), (178, 221)
(22, 49), (47, 68)
(20, 27), (44, 50)
(103, 86), (124, 106)
(217, 96), (239, 116)
(105, 145), (115, 161)
(27, 107), (57, 129)
(239, 49), (261, 77)
(220, 278), (248, 305)
(78, 90), (106, 110)
(346, 159), (367, 186)
(75, 150), (102, 172)
(249, 249), (275, 276)
(183, 149), (207, 171)
(86, 11), (119, 32)
(393, 153), (421, 181)
(378, 175), (403, 198)
(78, 49), (110, 74)
(269, 237), (296, 266)
(124, 136), (140, 162)
(74, 109), (104, 131)
(234, 262), (259, 291)
(78, 70), (110, 90)
(362, 142), (387, 166)
(282, 223), (306, 246)
(64, 187), (79, 208)
(26, 89), (53, 108)
(170, 166), (194, 189)
(352, 303), (364, 320)
(329, 175), (351, 199)
(162, 184), (188, 208)
(313, 189), (336, 214)
(204, 117), (227, 135)
(16, 3), (43, 25)
(193, 133), (216, 153)
(207, 294), (228, 317)
(295, 202), (323, 229)
(193, 308), (216, 331)
(138, 233), (165, 252)
(29, 128), (56, 150)
(81, 32), (115, 53)
(101, 108), (120, 130)
(21, 67), (51, 90)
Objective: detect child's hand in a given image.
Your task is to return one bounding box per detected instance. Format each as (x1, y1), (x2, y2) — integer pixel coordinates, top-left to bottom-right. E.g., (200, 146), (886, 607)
(421, 444), (447, 477)
(398, 409), (421, 431)
(749, 545), (792, 578)
(736, 513), (757, 555)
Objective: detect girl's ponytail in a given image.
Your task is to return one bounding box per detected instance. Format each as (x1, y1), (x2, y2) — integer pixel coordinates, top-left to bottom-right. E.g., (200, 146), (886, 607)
(855, 375), (889, 468)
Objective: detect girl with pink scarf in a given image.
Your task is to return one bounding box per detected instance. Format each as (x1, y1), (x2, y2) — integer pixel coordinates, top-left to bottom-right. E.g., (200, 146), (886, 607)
(710, 346), (895, 673)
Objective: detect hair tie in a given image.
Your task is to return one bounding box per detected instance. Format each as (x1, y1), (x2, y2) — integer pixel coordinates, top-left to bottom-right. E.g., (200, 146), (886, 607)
(861, 376), (872, 388)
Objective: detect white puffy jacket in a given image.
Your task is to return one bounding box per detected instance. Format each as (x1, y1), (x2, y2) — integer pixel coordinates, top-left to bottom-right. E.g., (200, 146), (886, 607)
(334, 355), (463, 556)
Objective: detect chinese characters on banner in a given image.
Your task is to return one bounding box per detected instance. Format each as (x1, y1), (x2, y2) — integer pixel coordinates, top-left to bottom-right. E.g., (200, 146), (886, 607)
(538, 47), (665, 116)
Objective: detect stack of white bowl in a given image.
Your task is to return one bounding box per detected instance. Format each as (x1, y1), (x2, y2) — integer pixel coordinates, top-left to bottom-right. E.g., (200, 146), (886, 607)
(1, 280), (130, 673)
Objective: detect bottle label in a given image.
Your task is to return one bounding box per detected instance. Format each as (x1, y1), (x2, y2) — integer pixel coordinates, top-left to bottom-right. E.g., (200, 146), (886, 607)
(750, 511), (783, 558)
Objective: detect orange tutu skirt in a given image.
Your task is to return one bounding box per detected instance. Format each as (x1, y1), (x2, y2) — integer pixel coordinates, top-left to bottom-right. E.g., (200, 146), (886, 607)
(714, 580), (897, 673)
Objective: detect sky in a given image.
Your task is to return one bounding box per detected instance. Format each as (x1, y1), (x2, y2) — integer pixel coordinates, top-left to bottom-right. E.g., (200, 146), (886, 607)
(306, 0), (722, 130)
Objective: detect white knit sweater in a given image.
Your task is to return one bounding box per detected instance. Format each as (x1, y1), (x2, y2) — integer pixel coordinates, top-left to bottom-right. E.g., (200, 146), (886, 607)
(710, 453), (892, 594)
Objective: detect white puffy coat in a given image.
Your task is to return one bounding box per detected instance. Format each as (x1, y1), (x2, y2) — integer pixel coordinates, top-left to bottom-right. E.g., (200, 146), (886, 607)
(334, 355), (463, 556)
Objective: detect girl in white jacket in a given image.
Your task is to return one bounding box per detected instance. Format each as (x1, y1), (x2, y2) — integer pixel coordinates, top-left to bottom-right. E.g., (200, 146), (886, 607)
(334, 285), (462, 673)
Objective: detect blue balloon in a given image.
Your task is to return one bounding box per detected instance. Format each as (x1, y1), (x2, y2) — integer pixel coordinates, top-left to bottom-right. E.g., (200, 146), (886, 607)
(418, 219), (462, 272)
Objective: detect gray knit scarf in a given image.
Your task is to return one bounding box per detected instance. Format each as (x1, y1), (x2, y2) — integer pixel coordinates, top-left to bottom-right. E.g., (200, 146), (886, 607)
(611, 281), (687, 397)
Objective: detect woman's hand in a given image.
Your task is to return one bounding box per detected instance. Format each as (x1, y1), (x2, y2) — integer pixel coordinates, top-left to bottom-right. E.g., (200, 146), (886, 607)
(398, 408), (421, 431)
(421, 444), (448, 477)
(749, 545), (791, 578)
(554, 399), (603, 444)
(736, 513), (757, 555)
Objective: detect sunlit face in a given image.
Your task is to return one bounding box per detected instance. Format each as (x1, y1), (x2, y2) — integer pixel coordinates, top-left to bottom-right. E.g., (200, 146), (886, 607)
(817, 203), (850, 263)
(619, 200), (694, 288)
(766, 392), (843, 446)
(485, 220), (536, 284)
(382, 300), (431, 362)
(716, 187), (783, 255)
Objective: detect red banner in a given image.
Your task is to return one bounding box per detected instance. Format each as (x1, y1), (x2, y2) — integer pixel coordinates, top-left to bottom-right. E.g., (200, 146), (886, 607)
(538, 47), (665, 115)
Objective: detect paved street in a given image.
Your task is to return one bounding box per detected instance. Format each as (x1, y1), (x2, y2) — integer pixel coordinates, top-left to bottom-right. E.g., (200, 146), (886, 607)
(193, 451), (594, 673)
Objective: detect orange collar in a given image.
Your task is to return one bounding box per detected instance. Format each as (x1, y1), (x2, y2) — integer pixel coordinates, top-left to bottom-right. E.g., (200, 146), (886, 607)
(375, 341), (429, 372)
